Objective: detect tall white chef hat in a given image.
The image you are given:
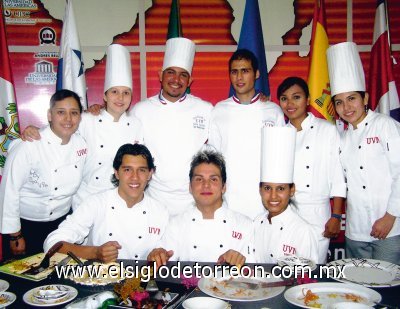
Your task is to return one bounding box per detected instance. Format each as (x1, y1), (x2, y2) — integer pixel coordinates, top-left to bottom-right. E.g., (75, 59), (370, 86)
(260, 126), (297, 183)
(327, 42), (365, 97)
(162, 37), (195, 75)
(104, 44), (132, 93)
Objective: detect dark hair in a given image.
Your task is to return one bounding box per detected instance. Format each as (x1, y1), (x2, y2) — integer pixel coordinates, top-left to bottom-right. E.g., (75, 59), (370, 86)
(229, 49), (259, 73)
(331, 91), (367, 104)
(277, 77), (309, 99)
(111, 143), (156, 187)
(189, 149), (227, 184)
(50, 89), (83, 113)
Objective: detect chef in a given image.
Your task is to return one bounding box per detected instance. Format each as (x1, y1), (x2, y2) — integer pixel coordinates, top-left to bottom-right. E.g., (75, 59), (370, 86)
(147, 149), (253, 268)
(208, 49), (285, 220)
(131, 37), (213, 216)
(327, 42), (400, 264)
(44, 144), (169, 263)
(0, 90), (87, 258)
(254, 126), (319, 264)
(21, 44), (144, 210)
(277, 76), (346, 263)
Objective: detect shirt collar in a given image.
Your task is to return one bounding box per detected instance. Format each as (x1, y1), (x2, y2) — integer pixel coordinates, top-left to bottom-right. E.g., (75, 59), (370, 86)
(232, 92), (260, 105)
(41, 125), (64, 145)
(158, 90), (187, 105)
(348, 109), (373, 131)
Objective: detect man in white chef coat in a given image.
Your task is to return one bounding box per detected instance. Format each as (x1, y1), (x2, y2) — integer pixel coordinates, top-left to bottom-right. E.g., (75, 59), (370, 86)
(44, 143), (169, 263)
(131, 38), (213, 217)
(208, 49), (285, 220)
(147, 148), (253, 269)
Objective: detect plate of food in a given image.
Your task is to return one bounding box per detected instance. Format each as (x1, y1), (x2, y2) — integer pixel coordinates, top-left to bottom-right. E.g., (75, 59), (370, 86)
(198, 271), (286, 302)
(326, 258), (400, 287)
(284, 282), (381, 308)
(23, 284), (78, 307)
(67, 262), (125, 286)
(0, 292), (16, 308)
(277, 255), (317, 272)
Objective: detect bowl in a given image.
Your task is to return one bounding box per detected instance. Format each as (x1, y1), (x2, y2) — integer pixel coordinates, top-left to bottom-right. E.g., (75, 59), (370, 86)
(182, 296), (229, 309)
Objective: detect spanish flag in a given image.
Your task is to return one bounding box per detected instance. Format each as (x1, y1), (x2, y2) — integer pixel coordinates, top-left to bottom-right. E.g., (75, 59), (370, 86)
(307, 0), (335, 122)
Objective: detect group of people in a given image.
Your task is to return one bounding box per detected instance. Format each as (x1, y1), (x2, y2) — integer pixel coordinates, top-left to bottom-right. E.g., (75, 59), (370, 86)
(0, 37), (399, 267)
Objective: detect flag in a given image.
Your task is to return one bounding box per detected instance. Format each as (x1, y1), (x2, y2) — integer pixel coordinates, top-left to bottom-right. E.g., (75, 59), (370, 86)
(167, 0), (182, 39)
(368, 0), (400, 121)
(0, 2), (20, 182)
(56, 0), (87, 109)
(229, 0), (269, 97)
(307, 0), (335, 122)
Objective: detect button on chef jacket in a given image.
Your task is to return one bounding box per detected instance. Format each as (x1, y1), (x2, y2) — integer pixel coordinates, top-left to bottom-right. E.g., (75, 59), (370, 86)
(0, 126), (87, 234)
(72, 110), (144, 209)
(44, 188), (169, 260)
(288, 113), (346, 263)
(253, 205), (319, 264)
(339, 110), (400, 242)
(158, 203), (254, 262)
(208, 95), (285, 220)
(131, 92), (213, 216)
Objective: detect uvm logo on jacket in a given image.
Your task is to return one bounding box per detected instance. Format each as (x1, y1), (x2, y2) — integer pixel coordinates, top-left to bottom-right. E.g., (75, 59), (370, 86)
(232, 231), (242, 240)
(283, 244), (296, 255)
(76, 148), (88, 156)
(366, 136), (380, 144)
(148, 227), (161, 235)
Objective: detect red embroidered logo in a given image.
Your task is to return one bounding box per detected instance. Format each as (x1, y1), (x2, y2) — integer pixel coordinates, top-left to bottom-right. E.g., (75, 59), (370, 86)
(366, 136), (380, 144)
(232, 231), (242, 240)
(282, 244), (296, 255)
(148, 227), (160, 235)
(76, 148), (87, 156)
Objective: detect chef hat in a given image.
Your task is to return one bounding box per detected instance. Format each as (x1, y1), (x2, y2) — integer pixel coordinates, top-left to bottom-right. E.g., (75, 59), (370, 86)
(260, 126), (297, 183)
(327, 42), (365, 97)
(104, 44), (132, 93)
(162, 37), (195, 75)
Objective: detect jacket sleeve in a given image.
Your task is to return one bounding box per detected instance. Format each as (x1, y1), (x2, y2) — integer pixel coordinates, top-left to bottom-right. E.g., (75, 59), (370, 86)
(43, 198), (98, 252)
(383, 120), (400, 217)
(329, 127), (347, 198)
(0, 140), (30, 234)
(207, 111), (222, 150)
(157, 216), (181, 261)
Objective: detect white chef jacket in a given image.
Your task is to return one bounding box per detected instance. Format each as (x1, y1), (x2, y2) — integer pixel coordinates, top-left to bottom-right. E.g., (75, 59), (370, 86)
(44, 188), (169, 260)
(288, 113), (346, 263)
(72, 110), (144, 209)
(339, 110), (400, 241)
(0, 126), (87, 234)
(208, 94), (285, 219)
(158, 202), (253, 263)
(253, 205), (319, 264)
(131, 92), (213, 216)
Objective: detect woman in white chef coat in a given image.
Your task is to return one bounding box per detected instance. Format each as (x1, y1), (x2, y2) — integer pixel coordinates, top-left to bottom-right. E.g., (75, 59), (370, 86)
(327, 42), (400, 264)
(277, 77), (346, 263)
(254, 127), (319, 264)
(22, 44), (144, 210)
(0, 89), (87, 258)
(147, 149), (253, 268)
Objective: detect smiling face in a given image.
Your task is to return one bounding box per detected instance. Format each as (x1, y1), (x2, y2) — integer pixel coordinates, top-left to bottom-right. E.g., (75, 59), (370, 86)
(104, 86), (132, 120)
(279, 84), (309, 124)
(333, 91), (368, 128)
(114, 154), (153, 207)
(47, 96), (81, 144)
(229, 59), (259, 102)
(190, 163), (226, 211)
(159, 66), (192, 102)
(259, 182), (295, 218)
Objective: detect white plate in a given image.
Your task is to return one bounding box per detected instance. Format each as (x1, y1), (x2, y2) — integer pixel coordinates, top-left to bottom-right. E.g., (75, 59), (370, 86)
(277, 255), (317, 272)
(0, 280), (9, 292)
(284, 282), (381, 309)
(23, 284), (78, 307)
(182, 297), (229, 309)
(198, 271), (285, 302)
(0, 292), (16, 308)
(326, 258), (400, 287)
